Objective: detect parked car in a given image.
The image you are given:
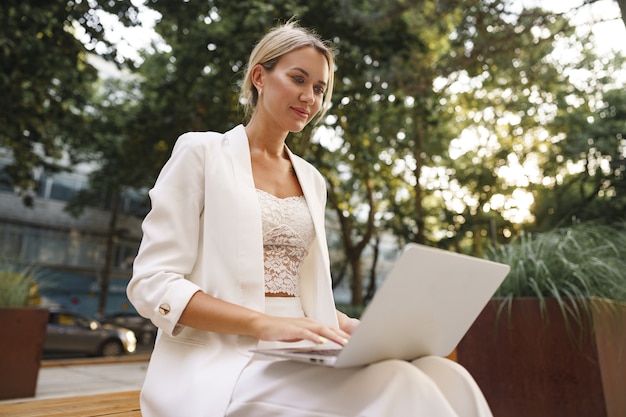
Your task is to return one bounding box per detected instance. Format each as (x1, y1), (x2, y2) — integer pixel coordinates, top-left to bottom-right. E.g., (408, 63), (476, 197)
(100, 311), (157, 345)
(44, 309), (136, 357)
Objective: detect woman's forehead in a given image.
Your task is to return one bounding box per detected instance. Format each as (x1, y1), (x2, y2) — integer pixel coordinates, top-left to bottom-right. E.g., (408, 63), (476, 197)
(276, 47), (329, 82)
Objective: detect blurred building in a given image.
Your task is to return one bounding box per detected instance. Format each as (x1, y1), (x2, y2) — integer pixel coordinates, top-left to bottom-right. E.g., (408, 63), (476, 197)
(0, 154), (147, 317)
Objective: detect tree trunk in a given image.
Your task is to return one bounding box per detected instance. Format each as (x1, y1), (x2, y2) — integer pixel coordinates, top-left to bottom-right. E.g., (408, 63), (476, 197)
(97, 189), (119, 317)
(364, 237), (380, 303)
(350, 254), (364, 305)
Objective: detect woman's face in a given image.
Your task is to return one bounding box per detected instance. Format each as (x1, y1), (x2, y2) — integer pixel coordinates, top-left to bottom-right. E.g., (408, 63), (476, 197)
(253, 46), (329, 133)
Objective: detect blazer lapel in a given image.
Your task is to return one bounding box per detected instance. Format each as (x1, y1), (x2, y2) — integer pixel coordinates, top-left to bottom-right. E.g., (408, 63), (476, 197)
(286, 151), (324, 242)
(224, 125), (265, 312)
(286, 149), (338, 326)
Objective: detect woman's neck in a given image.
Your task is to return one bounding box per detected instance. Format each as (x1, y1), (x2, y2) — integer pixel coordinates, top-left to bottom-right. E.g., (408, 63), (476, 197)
(245, 118), (289, 158)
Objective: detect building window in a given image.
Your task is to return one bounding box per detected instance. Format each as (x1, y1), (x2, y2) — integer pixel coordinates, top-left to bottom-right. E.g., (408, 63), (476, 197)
(0, 224), (23, 259)
(0, 222), (134, 271)
(37, 172), (88, 202)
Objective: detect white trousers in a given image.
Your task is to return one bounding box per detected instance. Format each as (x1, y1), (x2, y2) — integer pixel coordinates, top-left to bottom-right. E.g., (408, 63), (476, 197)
(226, 297), (493, 417)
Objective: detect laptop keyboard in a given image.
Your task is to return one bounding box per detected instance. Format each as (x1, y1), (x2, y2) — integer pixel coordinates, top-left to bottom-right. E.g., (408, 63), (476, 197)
(293, 348), (342, 356)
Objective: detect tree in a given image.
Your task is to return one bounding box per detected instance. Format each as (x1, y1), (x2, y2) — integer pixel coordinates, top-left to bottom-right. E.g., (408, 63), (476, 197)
(299, 0), (432, 304)
(407, 1), (575, 250)
(0, 1), (140, 201)
(534, 81), (626, 228)
(130, 0), (623, 305)
(65, 74), (169, 316)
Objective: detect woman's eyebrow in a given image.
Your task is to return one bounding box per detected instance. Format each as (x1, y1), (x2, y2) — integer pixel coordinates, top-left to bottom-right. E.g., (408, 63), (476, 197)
(293, 67), (328, 86)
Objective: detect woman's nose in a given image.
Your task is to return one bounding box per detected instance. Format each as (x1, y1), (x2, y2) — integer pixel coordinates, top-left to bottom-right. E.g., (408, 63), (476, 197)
(300, 88), (315, 104)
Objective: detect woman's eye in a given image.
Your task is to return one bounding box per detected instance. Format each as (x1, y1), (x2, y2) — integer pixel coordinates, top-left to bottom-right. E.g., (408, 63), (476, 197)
(293, 76), (305, 84)
(314, 87), (325, 95)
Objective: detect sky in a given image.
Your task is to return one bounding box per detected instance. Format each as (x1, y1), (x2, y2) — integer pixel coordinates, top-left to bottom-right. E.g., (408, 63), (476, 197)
(521, 0), (626, 55)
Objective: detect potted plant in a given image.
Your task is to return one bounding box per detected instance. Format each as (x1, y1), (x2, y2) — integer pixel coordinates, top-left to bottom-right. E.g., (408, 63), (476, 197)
(0, 263), (50, 400)
(455, 221), (626, 417)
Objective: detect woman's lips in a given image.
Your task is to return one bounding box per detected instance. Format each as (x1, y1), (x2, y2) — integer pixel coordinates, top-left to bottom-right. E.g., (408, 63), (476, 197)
(292, 107), (310, 119)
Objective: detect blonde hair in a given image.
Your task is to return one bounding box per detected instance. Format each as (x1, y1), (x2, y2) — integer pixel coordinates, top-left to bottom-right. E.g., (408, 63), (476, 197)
(240, 21), (335, 122)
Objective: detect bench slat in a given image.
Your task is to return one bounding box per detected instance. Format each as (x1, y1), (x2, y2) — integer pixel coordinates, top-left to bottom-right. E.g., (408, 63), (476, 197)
(0, 390), (140, 417)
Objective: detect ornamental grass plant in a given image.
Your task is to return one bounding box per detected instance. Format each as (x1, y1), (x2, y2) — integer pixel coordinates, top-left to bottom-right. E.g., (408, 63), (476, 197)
(0, 262), (49, 401)
(0, 263), (41, 308)
(484, 220), (626, 330)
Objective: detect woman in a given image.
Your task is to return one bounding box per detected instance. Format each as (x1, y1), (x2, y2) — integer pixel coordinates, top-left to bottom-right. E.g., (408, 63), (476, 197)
(127, 21), (493, 417)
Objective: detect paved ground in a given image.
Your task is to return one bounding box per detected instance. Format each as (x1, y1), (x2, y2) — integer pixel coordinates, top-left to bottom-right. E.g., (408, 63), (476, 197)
(0, 353), (150, 405)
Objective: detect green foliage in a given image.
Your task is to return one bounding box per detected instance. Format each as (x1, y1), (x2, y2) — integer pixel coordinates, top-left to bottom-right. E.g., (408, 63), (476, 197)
(65, 76), (166, 216)
(0, 264), (41, 308)
(3, 0), (624, 308)
(486, 221), (626, 303)
(535, 83), (626, 230)
(0, 0), (140, 197)
(437, 2), (578, 251)
(133, 0), (625, 305)
(336, 304), (366, 319)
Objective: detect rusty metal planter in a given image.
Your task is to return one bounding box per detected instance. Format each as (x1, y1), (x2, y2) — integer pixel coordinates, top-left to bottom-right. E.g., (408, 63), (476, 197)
(0, 307), (49, 400)
(456, 297), (626, 417)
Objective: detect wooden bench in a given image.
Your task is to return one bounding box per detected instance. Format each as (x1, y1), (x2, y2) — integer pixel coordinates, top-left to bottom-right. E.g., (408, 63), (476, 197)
(1, 351), (458, 416)
(0, 390), (140, 417)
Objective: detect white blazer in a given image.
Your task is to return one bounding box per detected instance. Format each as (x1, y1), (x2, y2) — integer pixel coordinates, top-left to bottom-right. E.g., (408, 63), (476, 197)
(127, 124), (338, 417)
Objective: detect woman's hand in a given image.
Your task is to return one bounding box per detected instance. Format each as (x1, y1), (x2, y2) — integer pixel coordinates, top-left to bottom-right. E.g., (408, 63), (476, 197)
(179, 292), (352, 346)
(252, 315), (350, 346)
(336, 310), (360, 335)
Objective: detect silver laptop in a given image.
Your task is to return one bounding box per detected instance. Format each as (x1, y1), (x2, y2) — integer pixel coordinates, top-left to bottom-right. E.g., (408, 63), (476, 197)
(251, 243), (510, 368)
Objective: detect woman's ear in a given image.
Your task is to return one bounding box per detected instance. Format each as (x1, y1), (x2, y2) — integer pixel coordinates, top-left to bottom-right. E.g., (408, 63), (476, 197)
(250, 64), (265, 92)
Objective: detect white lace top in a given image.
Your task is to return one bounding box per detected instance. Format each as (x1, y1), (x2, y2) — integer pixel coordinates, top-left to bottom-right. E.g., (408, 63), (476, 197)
(257, 189), (315, 296)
